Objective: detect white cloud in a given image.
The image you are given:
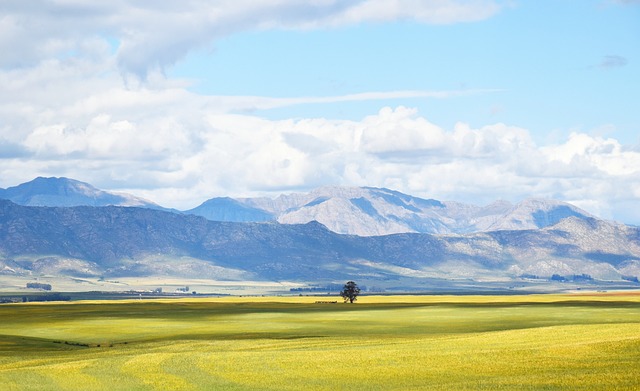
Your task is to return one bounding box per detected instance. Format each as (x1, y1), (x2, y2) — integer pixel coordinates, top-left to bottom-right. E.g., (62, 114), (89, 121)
(196, 89), (500, 113)
(0, 0), (505, 77)
(359, 106), (446, 154)
(332, 0), (502, 26)
(541, 133), (640, 177)
(609, 0), (640, 5)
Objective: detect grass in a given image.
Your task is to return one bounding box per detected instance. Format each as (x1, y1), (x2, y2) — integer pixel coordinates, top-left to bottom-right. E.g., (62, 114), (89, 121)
(0, 293), (639, 390)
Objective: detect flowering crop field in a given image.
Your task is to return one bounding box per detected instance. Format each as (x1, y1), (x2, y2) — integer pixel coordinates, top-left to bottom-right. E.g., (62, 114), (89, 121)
(0, 293), (639, 390)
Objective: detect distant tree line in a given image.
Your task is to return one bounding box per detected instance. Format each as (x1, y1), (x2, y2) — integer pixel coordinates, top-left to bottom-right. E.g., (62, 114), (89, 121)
(571, 274), (593, 282)
(522, 273), (640, 283)
(550, 274), (593, 282)
(521, 274), (596, 282)
(290, 283), (348, 292)
(26, 282), (52, 290)
(22, 293), (71, 302)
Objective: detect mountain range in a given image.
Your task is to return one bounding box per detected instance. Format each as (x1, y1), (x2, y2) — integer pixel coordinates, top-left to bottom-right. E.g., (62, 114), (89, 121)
(0, 177), (598, 236)
(0, 177), (639, 291)
(186, 186), (596, 236)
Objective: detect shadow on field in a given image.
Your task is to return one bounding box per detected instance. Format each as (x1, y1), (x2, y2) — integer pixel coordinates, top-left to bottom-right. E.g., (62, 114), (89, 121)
(2, 300), (639, 323)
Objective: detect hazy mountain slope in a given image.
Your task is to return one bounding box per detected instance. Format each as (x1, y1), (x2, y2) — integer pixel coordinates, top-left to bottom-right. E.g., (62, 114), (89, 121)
(277, 196), (412, 236)
(184, 197), (274, 222)
(0, 177), (162, 209)
(482, 216), (640, 279)
(482, 199), (594, 231)
(194, 186), (455, 236)
(189, 186), (595, 236)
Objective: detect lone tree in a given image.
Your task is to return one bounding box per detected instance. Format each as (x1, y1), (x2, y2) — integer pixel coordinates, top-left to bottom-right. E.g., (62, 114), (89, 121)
(340, 281), (360, 303)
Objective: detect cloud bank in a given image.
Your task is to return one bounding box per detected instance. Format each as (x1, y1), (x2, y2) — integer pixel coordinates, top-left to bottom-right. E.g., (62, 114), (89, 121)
(2, 71), (639, 224)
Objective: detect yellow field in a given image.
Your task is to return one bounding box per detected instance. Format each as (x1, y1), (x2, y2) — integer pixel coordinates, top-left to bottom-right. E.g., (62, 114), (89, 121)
(0, 293), (639, 390)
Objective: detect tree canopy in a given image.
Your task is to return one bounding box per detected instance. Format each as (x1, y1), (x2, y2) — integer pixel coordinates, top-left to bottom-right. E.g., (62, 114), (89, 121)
(340, 281), (360, 303)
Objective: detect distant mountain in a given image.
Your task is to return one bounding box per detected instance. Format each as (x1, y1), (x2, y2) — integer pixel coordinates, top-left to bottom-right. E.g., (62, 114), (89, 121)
(1, 178), (601, 236)
(0, 177), (163, 209)
(0, 199), (364, 281)
(188, 186), (595, 236)
(1, 200), (638, 288)
(185, 197), (274, 223)
(483, 199), (594, 231)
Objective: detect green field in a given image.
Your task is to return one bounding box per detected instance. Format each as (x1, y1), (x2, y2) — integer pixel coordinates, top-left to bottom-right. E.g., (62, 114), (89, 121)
(0, 293), (639, 390)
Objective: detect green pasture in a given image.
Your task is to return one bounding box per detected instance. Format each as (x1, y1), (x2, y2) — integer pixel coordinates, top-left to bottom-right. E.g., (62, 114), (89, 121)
(0, 293), (639, 390)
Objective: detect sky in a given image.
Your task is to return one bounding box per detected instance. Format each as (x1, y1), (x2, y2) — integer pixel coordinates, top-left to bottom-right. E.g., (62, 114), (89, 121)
(1, 0), (639, 223)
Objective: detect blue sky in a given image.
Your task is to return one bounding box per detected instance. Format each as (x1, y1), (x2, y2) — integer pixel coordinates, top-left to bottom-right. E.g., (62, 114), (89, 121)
(0, 0), (639, 223)
(170, 0), (639, 144)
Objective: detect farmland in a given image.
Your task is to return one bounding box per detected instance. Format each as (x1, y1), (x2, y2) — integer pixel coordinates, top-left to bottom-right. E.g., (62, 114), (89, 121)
(0, 293), (639, 390)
